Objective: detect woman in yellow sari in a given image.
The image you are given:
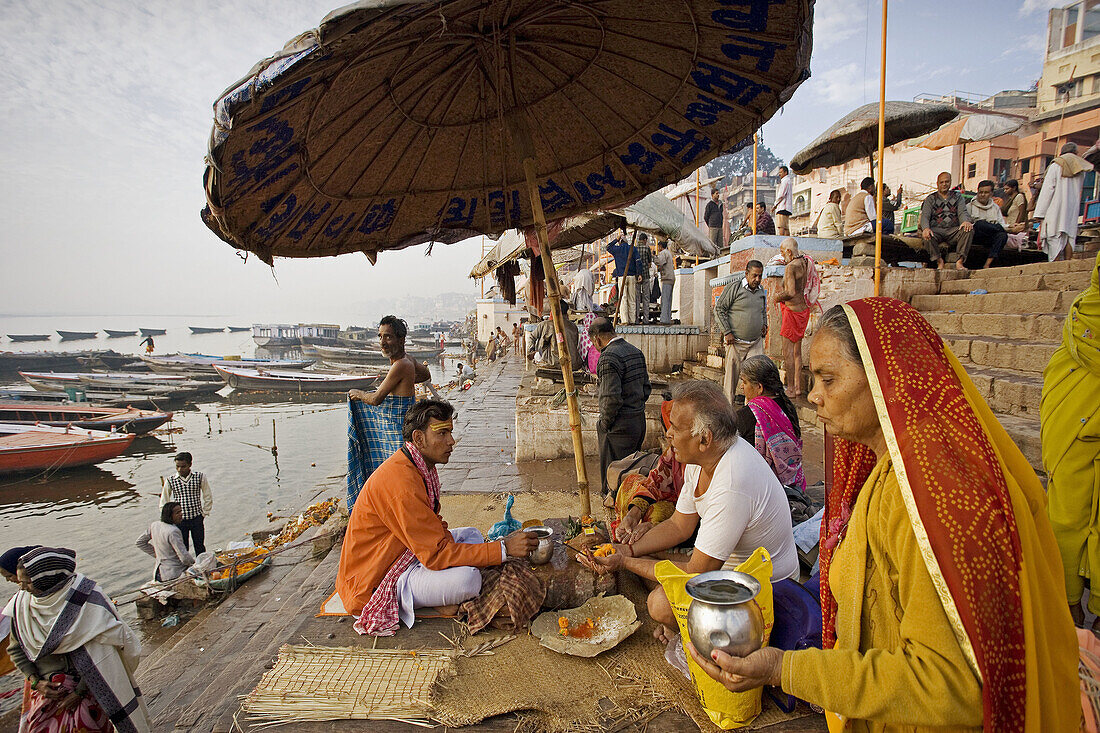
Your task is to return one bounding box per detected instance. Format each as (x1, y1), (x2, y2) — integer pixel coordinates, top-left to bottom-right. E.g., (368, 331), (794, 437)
(688, 297), (1078, 732)
(1042, 251), (1100, 630)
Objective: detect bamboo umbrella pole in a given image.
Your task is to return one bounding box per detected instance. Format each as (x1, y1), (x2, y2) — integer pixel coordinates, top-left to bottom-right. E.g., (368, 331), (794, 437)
(873, 0), (888, 297)
(509, 118), (591, 516)
(695, 169), (701, 226)
(752, 134), (758, 235)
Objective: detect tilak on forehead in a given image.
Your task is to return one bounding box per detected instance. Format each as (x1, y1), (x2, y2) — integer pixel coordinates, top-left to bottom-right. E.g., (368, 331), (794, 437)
(429, 419), (454, 432)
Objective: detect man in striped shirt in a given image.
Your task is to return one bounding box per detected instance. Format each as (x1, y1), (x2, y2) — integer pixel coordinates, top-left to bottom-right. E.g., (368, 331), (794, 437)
(588, 318), (651, 495)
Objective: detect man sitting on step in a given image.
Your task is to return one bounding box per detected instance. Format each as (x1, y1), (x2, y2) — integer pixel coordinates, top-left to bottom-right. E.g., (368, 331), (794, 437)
(336, 399), (538, 634)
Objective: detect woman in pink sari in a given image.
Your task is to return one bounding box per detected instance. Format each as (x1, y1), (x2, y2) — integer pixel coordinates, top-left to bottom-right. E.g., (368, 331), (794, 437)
(735, 355), (805, 493)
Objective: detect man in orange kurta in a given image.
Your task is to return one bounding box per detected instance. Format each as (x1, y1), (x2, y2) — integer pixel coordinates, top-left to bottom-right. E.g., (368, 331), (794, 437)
(336, 400), (537, 623)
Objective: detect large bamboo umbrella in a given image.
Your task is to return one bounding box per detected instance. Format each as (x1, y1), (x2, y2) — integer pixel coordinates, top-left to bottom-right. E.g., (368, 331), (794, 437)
(789, 101), (958, 174)
(201, 0), (814, 515)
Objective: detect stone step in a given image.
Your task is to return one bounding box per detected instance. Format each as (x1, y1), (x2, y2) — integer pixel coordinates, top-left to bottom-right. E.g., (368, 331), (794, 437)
(994, 412), (1043, 474)
(962, 364), (1043, 417)
(937, 269), (1091, 295)
(911, 290), (1069, 315)
(943, 335), (1060, 374)
(922, 311), (1065, 341)
(941, 256), (1095, 282)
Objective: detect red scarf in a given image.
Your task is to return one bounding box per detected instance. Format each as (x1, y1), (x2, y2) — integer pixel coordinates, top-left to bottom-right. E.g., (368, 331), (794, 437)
(818, 297), (1026, 732)
(354, 442), (442, 636)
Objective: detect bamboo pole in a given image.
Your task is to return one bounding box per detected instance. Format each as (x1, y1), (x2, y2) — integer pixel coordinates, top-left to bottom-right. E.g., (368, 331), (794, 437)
(752, 134), (758, 235)
(873, 0), (888, 297)
(509, 117), (591, 517)
(695, 169), (701, 227)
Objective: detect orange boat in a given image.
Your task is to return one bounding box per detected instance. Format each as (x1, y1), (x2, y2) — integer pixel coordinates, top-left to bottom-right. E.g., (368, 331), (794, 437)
(0, 424), (135, 474)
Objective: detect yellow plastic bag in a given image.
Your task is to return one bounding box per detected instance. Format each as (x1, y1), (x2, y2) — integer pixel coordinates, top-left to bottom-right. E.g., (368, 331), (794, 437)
(655, 548), (774, 729)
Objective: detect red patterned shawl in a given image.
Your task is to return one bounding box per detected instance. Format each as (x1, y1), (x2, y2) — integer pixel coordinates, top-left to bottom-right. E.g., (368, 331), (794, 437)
(818, 297), (1025, 732)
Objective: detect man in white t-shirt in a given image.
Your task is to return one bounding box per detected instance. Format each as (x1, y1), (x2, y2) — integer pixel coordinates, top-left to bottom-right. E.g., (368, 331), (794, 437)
(581, 380), (798, 643)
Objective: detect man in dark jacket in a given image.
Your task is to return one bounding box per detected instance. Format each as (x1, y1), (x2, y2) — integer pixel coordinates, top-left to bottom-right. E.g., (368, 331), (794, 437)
(588, 317), (651, 495)
(704, 189), (725, 250)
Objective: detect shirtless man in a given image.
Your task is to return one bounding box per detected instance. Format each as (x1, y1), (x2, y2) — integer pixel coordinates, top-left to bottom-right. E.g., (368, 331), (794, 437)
(774, 238), (810, 398)
(349, 315), (431, 404)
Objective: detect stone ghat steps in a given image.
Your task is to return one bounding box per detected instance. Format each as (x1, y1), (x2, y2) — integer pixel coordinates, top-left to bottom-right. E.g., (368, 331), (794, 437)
(937, 268), (1091, 295)
(943, 334), (1060, 375)
(921, 311), (1066, 341)
(961, 364), (1043, 417)
(911, 289), (1071, 315)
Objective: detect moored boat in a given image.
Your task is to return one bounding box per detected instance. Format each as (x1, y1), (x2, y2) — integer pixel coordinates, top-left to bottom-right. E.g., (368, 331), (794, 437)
(104, 329), (138, 338)
(142, 354), (313, 374)
(139, 328), (167, 337)
(0, 404), (173, 435)
(189, 326), (226, 334)
(214, 365), (380, 392)
(19, 372), (224, 401)
(7, 334), (50, 343)
(0, 423), (136, 474)
(57, 330), (98, 340)
(227, 326), (250, 332)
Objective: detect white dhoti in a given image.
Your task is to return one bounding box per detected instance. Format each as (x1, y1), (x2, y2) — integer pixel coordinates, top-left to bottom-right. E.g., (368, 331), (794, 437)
(395, 526), (485, 628)
(1034, 157), (1087, 261)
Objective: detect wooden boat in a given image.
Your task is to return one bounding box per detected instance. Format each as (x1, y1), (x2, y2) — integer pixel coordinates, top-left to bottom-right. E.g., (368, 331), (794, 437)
(20, 372), (224, 400)
(57, 330), (98, 340)
(214, 365), (380, 392)
(0, 423), (136, 474)
(306, 343), (441, 363)
(7, 334), (50, 343)
(226, 326), (250, 332)
(139, 328), (167, 337)
(189, 326), (226, 334)
(141, 354), (313, 374)
(0, 404), (172, 435)
(104, 329), (138, 338)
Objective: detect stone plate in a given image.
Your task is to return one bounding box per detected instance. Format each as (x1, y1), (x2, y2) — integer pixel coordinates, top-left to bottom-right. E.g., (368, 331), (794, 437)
(530, 594), (641, 657)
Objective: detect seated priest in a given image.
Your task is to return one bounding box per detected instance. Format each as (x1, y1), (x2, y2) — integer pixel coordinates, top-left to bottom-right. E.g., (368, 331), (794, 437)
(581, 380), (798, 644)
(336, 399), (538, 633)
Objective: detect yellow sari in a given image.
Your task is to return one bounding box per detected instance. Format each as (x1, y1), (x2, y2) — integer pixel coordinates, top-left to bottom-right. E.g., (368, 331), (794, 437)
(1041, 251), (1100, 615)
(789, 297), (1077, 732)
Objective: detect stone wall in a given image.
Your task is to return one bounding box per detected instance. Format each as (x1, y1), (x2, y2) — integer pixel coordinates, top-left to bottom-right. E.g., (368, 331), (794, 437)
(515, 374), (665, 462)
(618, 331), (710, 374)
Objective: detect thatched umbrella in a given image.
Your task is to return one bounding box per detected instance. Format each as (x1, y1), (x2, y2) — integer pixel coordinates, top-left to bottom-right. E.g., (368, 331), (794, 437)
(201, 0), (814, 515)
(790, 101), (958, 174)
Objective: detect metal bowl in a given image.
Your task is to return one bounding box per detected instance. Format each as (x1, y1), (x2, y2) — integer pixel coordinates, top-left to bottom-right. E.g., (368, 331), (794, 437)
(685, 570), (764, 659)
(526, 526), (554, 565)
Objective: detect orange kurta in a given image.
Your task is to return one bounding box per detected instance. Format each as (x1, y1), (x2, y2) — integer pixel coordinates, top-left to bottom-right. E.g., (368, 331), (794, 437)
(335, 448), (501, 615)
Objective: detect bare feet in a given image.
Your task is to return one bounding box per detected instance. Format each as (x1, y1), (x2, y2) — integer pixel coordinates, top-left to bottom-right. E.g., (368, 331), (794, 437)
(983, 259), (994, 269)
(602, 492), (615, 510)
(955, 260), (968, 271)
(654, 624), (676, 645)
(937, 260), (948, 270)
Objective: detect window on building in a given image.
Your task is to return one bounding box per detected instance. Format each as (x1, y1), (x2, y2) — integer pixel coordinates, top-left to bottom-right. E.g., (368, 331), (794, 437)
(1021, 158), (1031, 174)
(1094, 75), (1100, 94)
(1085, 0), (1100, 42)
(967, 162), (977, 179)
(1066, 6), (1080, 47)
(992, 159), (1012, 183)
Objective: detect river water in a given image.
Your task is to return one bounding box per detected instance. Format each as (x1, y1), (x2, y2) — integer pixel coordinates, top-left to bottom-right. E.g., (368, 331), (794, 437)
(0, 314), (455, 637)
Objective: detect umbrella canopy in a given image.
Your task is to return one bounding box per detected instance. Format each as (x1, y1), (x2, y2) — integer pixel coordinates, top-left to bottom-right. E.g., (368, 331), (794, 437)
(789, 101), (958, 174)
(468, 189), (715, 278)
(202, 0), (814, 265)
(914, 113), (1023, 151)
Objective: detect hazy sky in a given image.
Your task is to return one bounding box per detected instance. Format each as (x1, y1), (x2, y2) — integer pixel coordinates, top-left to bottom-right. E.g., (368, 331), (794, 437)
(0, 0), (1063, 320)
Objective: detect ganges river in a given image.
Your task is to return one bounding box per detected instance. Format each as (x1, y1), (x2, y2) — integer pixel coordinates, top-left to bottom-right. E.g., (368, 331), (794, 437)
(0, 314), (455, 639)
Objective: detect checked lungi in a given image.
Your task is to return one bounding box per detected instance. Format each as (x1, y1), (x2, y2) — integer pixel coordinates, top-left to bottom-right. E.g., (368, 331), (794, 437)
(346, 395), (417, 509)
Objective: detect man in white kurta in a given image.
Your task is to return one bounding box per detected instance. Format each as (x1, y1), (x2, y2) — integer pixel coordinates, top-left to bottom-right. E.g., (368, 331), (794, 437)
(1034, 142), (1092, 261)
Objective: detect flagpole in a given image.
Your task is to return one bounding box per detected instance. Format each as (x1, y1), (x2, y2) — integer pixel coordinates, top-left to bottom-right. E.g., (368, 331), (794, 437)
(752, 134), (759, 235)
(874, 0), (888, 296)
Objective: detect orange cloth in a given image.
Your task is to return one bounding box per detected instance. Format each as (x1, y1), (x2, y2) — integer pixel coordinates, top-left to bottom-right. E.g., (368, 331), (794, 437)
(779, 303), (811, 341)
(335, 449), (501, 615)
